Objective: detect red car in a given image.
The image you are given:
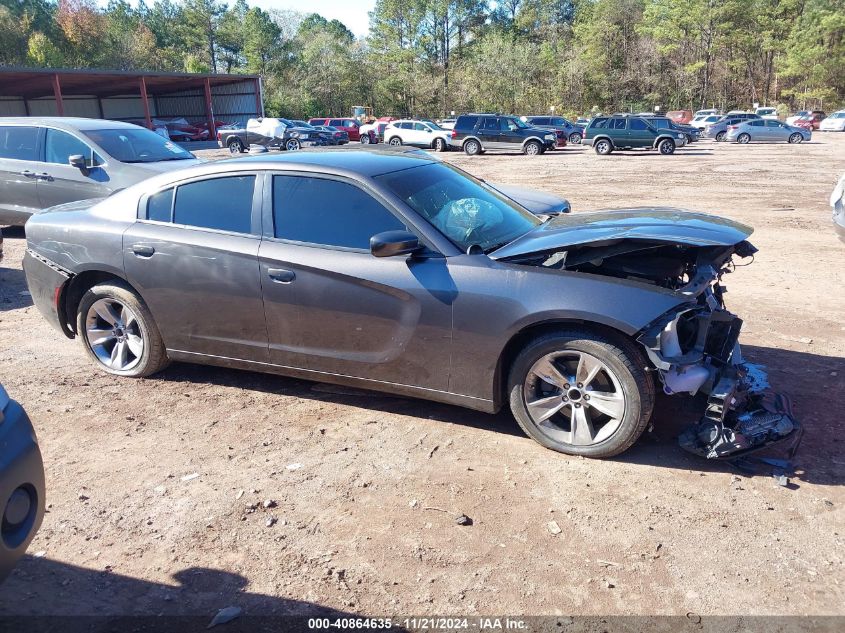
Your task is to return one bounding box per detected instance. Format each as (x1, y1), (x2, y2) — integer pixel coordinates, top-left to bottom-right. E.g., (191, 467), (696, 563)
(667, 110), (693, 124)
(308, 117), (362, 141)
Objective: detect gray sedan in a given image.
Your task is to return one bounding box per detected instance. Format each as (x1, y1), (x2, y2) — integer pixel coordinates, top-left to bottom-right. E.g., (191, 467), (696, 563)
(23, 149), (799, 459)
(0, 117), (200, 226)
(725, 119), (811, 144)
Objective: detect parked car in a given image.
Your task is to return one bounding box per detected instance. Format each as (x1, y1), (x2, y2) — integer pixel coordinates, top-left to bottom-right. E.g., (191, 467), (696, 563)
(832, 173), (845, 243)
(786, 110), (826, 128)
(523, 116), (582, 144)
(639, 115), (699, 143)
(666, 110), (693, 124)
(693, 108), (721, 119)
(217, 118), (326, 154)
(359, 121), (387, 144)
(22, 149), (796, 459)
(307, 117), (362, 142)
(0, 382), (46, 583)
(438, 118), (457, 130)
(289, 120), (336, 146)
(312, 125), (349, 145)
(0, 117), (201, 227)
(383, 120), (452, 152)
(725, 119), (811, 144)
(820, 110), (845, 132)
(584, 115), (687, 155)
(754, 107), (779, 120)
(451, 114), (556, 155)
(690, 114), (723, 130)
(702, 116), (752, 141)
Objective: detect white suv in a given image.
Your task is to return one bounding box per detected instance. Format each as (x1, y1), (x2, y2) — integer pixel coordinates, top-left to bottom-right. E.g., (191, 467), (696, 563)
(384, 120), (452, 152)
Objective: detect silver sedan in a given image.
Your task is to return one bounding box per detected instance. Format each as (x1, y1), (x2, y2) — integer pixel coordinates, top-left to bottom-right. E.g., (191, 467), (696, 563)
(725, 119), (811, 144)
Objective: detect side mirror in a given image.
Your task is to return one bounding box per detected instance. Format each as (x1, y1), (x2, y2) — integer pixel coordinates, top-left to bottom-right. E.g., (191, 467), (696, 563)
(370, 230), (420, 258)
(68, 154), (88, 172)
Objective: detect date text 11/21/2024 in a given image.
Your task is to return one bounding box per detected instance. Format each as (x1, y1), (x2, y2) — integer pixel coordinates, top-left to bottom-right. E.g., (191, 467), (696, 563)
(307, 618), (529, 630)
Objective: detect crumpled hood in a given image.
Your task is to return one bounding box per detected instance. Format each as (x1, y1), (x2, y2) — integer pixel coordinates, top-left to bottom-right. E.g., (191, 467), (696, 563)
(490, 208), (753, 260)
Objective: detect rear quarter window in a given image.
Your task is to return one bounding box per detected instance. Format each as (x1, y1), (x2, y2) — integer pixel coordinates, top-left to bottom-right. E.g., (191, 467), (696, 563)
(456, 116), (479, 130)
(0, 126), (39, 161)
(590, 118), (608, 129)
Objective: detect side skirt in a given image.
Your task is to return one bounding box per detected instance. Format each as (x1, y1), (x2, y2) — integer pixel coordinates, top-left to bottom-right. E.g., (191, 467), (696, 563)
(166, 349), (498, 414)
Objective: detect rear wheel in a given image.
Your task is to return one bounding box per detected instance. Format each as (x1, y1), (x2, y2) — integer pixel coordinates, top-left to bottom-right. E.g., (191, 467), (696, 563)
(788, 133), (803, 144)
(508, 329), (654, 458)
(388, 137), (402, 146)
(227, 138), (245, 154)
(78, 282), (169, 378)
(737, 133), (751, 144)
(569, 132), (582, 144)
(715, 131), (726, 142)
(524, 140), (542, 155)
(594, 139), (613, 155)
(463, 139), (481, 155)
(658, 138), (676, 155)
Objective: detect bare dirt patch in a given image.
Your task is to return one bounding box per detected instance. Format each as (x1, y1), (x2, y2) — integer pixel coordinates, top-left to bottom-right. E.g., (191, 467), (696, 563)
(1, 136), (843, 618)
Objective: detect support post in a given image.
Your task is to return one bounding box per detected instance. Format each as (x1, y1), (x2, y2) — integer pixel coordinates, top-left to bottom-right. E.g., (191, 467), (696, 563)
(139, 76), (153, 130)
(203, 77), (216, 140)
(52, 73), (64, 116)
(253, 77), (263, 118)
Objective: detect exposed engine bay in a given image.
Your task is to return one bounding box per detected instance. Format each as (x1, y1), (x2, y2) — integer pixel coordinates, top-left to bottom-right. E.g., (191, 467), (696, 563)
(505, 236), (802, 459)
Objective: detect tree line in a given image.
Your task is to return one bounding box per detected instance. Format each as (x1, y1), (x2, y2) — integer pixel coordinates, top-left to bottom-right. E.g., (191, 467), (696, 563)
(1, 0), (842, 120)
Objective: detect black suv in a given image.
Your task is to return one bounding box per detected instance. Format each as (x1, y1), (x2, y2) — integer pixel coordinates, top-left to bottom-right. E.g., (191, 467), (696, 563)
(451, 114), (556, 155)
(583, 115), (687, 155)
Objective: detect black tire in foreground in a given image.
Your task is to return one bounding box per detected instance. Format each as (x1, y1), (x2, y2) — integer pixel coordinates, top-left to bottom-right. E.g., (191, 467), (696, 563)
(77, 281), (169, 378)
(508, 328), (655, 458)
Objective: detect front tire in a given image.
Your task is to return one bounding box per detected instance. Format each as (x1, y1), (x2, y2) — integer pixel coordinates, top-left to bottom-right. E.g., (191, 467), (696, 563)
(508, 329), (654, 458)
(594, 139), (613, 155)
(463, 139), (481, 155)
(78, 281), (169, 378)
(737, 133), (751, 144)
(715, 131), (726, 142)
(360, 133), (371, 144)
(433, 138), (447, 152)
(658, 138), (676, 155)
(285, 138), (301, 151)
(524, 140), (542, 155)
(788, 133), (803, 144)
(388, 137), (402, 146)
(569, 132), (582, 144)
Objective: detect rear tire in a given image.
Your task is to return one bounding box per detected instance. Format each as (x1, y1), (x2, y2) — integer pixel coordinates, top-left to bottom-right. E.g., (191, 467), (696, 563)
(463, 139), (481, 155)
(594, 139), (613, 155)
(77, 281), (169, 378)
(737, 133), (751, 144)
(788, 133), (803, 144)
(508, 329), (654, 458)
(658, 138), (676, 155)
(227, 138), (245, 154)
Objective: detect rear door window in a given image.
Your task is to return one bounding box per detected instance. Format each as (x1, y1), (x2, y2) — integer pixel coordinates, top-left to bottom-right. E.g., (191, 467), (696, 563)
(272, 175), (405, 249)
(329, 119), (343, 127)
(0, 126), (39, 161)
(482, 117), (500, 131)
(173, 175), (255, 234)
(609, 119), (626, 130)
(629, 118), (648, 130)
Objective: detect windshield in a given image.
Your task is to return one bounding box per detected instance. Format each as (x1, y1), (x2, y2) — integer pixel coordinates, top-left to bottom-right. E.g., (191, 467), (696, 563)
(830, 112), (845, 119)
(375, 162), (541, 252)
(83, 128), (195, 163)
(292, 120), (316, 129)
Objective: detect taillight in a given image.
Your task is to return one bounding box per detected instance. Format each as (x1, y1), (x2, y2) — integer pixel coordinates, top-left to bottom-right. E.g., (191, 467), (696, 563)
(216, 132), (221, 141)
(728, 125), (737, 130)
(450, 130), (457, 138)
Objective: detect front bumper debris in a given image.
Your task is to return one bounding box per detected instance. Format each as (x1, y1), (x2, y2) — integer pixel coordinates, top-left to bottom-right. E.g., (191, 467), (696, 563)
(678, 363), (802, 460)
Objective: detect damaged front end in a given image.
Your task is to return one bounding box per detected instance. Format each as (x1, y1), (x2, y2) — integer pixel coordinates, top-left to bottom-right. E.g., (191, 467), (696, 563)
(494, 209), (801, 460)
(634, 242), (801, 459)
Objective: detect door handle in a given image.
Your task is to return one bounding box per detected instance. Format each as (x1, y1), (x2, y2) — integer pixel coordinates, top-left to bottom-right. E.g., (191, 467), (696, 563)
(34, 172), (53, 182)
(267, 268), (295, 283)
(19, 170), (37, 178)
(132, 244), (155, 257)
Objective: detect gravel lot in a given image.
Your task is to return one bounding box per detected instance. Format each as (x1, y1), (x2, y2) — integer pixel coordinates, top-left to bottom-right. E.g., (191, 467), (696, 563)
(1, 135), (843, 619)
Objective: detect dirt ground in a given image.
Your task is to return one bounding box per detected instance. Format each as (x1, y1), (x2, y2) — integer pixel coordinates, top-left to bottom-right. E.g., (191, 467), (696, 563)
(1, 134), (843, 620)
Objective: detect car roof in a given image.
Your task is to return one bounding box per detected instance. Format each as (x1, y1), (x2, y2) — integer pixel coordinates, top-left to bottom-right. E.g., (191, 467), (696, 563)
(0, 116), (143, 131)
(218, 148), (436, 177)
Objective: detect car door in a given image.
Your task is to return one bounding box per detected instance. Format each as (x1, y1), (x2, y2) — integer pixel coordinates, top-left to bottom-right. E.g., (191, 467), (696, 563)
(0, 125), (40, 225)
(36, 127), (114, 209)
(413, 122), (433, 146)
(478, 117), (502, 149)
(626, 117), (653, 147)
(765, 120), (786, 141)
(123, 172), (269, 363)
(258, 172), (453, 390)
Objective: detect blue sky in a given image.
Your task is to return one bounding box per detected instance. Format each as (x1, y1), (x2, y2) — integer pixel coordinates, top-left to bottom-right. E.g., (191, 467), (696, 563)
(95, 0), (376, 38)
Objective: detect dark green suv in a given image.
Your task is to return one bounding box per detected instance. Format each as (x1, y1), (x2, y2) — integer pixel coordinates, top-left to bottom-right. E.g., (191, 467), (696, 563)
(583, 116), (687, 155)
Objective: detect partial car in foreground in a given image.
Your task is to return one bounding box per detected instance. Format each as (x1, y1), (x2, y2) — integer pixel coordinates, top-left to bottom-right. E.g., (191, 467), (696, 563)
(0, 383), (45, 583)
(0, 117), (200, 226)
(23, 149), (798, 460)
(819, 111), (845, 132)
(832, 173), (845, 243)
(725, 119), (811, 144)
